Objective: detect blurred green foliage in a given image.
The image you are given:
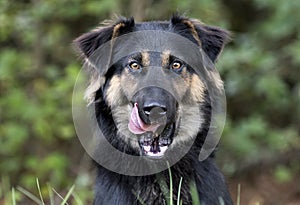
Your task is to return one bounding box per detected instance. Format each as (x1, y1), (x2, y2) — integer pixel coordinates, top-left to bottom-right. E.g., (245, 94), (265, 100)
(0, 0), (299, 203)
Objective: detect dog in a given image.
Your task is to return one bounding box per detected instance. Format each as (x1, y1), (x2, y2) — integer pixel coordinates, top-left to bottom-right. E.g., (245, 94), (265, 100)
(74, 15), (233, 205)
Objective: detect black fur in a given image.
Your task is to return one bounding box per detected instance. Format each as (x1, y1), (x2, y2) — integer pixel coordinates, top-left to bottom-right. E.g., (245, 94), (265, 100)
(75, 15), (232, 205)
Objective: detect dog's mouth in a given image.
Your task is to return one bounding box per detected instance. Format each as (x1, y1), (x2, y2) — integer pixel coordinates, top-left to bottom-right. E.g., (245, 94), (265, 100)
(138, 123), (174, 158)
(128, 103), (175, 158)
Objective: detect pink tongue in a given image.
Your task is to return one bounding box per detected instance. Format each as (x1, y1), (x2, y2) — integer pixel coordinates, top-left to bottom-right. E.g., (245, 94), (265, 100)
(128, 103), (160, 134)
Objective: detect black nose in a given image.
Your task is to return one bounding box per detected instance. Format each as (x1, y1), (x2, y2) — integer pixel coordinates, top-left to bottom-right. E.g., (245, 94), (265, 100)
(143, 103), (167, 124)
(143, 103), (167, 116)
(132, 87), (177, 125)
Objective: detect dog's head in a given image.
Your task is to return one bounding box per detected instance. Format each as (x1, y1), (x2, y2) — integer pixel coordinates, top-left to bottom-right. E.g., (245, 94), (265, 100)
(74, 15), (230, 158)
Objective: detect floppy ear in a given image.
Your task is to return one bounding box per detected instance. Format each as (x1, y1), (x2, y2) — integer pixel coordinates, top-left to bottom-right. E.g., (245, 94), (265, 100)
(171, 15), (230, 63)
(74, 17), (135, 58)
(74, 26), (114, 58)
(193, 23), (231, 62)
(73, 17), (135, 104)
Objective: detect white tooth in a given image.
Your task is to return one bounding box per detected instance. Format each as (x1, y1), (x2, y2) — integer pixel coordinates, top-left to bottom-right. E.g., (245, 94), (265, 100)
(143, 145), (151, 152)
(147, 152), (164, 157)
(160, 146), (168, 153)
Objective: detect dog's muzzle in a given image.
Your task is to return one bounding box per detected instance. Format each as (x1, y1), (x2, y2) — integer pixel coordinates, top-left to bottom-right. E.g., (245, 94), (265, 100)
(128, 87), (177, 158)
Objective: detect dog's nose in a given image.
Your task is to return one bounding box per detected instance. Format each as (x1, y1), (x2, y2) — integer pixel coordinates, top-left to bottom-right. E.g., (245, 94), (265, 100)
(142, 102), (167, 125)
(143, 103), (167, 117)
(132, 87), (177, 125)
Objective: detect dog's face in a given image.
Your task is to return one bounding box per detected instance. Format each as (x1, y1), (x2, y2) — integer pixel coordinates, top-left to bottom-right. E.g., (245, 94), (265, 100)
(75, 15), (229, 158)
(105, 50), (207, 157)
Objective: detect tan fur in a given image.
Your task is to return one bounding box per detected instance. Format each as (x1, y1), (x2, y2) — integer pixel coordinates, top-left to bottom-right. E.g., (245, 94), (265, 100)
(182, 20), (202, 47)
(105, 72), (140, 148)
(190, 75), (205, 102)
(171, 104), (203, 146)
(120, 69), (138, 99)
(112, 23), (125, 39)
(111, 105), (140, 148)
(106, 75), (123, 106)
(161, 51), (170, 67)
(84, 62), (105, 105)
(141, 52), (150, 66)
(200, 51), (224, 91)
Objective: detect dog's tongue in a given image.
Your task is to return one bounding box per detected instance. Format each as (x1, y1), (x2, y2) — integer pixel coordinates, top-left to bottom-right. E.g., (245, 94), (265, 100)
(128, 103), (160, 134)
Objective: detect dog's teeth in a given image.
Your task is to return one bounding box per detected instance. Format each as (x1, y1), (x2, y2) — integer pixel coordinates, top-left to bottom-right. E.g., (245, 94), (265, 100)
(138, 123), (174, 157)
(143, 145), (151, 152)
(146, 146), (168, 158)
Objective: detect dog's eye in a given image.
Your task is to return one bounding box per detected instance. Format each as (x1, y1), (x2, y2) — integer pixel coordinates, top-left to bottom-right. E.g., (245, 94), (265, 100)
(171, 61), (182, 70)
(129, 62), (141, 70)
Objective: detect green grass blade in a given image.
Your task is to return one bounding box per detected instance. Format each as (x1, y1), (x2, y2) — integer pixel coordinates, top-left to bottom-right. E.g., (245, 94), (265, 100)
(236, 184), (241, 205)
(176, 177), (183, 205)
(60, 185), (75, 205)
(47, 184), (55, 205)
(190, 181), (200, 205)
(72, 191), (84, 205)
(36, 178), (45, 205)
(168, 164), (173, 205)
(12, 187), (16, 205)
(52, 188), (67, 204)
(17, 186), (41, 204)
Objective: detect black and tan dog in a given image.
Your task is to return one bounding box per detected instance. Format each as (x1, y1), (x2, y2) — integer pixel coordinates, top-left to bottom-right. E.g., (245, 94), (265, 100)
(75, 15), (233, 205)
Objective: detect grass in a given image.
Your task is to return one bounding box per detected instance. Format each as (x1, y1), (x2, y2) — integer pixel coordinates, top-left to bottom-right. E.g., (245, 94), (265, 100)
(1, 177), (89, 205)
(11, 187), (16, 205)
(177, 177), (183, 205)
(135, 162), (244, 205)
(156, 162), (183, 205)
(189, 181), (200, 205)
(5, 174), (248, 205)
(237, 183), (241, 205)
(16, 179), (75, 205)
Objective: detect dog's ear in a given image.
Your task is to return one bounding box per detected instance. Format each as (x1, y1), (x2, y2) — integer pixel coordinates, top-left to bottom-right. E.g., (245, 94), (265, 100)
(171, 15), (230, 63)
(74, 17), (135, 58)
(194, 23), (231, 63)
(74, 17), (135, 104)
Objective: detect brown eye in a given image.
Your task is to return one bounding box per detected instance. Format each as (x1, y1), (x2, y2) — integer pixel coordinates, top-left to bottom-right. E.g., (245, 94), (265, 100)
(171, 61), (182, 70)
(129, 62), (141, 70)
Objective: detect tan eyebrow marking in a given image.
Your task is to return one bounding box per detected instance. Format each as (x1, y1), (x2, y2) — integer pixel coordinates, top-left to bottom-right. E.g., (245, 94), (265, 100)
(161, 51), (170, 67)
(141, 51), (150, 66)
